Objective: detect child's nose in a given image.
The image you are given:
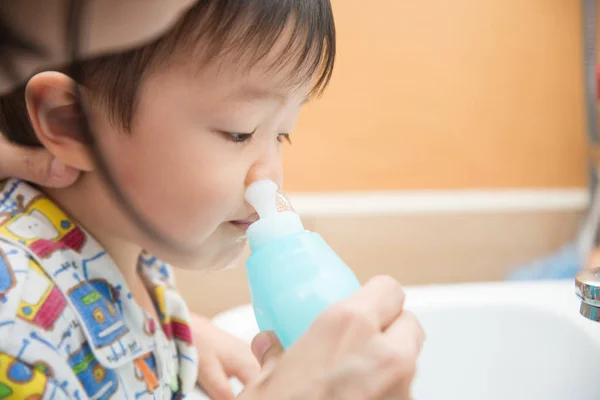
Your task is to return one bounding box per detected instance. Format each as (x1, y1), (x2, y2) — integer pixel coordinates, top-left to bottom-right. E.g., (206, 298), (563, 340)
(245, 157), (283, 189)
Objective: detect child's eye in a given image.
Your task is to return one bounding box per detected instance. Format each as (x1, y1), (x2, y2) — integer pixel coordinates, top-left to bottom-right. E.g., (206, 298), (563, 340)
(277, 133), (292, 144)
(222, 131), (255, 143)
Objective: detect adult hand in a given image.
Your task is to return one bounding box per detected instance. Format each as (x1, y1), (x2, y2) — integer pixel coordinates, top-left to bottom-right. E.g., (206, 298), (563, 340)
(0, 135), (79, 187)
(0, 0), (197, 94)
(243, 276), (424, 400)
(1, 0), (197, 185)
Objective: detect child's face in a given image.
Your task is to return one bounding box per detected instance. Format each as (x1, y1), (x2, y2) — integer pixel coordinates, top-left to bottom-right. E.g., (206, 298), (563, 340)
(85, 47), (311, 271)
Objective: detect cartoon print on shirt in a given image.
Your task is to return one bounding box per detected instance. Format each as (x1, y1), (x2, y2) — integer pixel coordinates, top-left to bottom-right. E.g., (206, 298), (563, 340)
(17, 260), (67, 330)
(133, 352), (159, 397)
(68, 343), (118, 400)
(150, 285), (193, 345)
(0, 195), (86, 258)
(31, 360), (55, 379)
(0, 338), (51, 399)
(0, 180), (199, 398)
(68, 274), (129, 349)
(0, 250), (15, 301)
(0, 352), (50, 399)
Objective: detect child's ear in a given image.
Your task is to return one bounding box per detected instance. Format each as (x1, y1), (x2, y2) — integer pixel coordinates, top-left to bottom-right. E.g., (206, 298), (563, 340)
(25, 71), (95, 172)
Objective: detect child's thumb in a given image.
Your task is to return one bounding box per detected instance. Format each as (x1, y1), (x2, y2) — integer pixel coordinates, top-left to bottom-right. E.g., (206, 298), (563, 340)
(251, 331), (283, 368)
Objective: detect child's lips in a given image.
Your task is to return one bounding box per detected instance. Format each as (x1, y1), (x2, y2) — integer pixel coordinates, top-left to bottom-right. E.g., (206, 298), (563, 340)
(230, 213), (259, 232)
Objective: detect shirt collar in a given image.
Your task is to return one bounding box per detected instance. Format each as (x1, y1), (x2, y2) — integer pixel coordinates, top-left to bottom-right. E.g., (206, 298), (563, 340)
(0, 179), (198, 392)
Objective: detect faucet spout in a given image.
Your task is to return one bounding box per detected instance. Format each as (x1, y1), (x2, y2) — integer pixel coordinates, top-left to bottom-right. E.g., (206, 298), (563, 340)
(575, 267), (600, 322)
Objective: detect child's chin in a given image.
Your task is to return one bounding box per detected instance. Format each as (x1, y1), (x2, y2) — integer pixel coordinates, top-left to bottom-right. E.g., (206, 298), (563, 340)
(212, 239), (248, 271)
(171, 237), (248, 272)
(217, 250), (246, 271)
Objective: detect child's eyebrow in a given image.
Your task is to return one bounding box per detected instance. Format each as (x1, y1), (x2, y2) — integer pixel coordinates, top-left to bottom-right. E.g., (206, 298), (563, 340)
(230, 86), (310, 104)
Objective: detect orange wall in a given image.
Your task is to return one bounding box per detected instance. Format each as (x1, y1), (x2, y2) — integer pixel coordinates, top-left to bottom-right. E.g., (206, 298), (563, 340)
(283, 0), (588, 192)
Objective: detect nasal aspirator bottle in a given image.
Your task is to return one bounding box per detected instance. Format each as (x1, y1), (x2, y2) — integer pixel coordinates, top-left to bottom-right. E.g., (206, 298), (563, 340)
(245, 180), (361, 348)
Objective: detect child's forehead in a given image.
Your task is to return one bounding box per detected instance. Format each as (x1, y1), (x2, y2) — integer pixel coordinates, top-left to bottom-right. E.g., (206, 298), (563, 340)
(138, 50), (312, 112)
(167, 36), (317, 101)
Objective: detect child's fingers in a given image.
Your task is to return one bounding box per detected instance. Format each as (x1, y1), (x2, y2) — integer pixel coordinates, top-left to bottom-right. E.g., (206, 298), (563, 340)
(196, 355), (236, 400)
(222, 348), (260, 385)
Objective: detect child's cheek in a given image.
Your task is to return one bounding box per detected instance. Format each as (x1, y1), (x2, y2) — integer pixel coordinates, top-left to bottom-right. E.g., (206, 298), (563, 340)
(99, 118), (237, 244)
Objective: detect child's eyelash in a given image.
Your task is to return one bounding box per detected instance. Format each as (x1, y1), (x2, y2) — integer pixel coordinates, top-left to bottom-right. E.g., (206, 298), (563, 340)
(222, 131), (255, 144)
(277, 133), (292, 145)
(221, 131), (292, 145)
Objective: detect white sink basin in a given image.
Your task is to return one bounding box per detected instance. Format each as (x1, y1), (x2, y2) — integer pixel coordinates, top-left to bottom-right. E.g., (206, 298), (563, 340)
(192, 280), (600, 399)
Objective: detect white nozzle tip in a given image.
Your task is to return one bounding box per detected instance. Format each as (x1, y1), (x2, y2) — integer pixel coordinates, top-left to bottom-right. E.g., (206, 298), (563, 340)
(244, 180), (304, 248)
(245, 180), (279, 218)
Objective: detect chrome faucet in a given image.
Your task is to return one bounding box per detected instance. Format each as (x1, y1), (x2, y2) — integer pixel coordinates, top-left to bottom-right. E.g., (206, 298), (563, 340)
(576, 268), (600, 322)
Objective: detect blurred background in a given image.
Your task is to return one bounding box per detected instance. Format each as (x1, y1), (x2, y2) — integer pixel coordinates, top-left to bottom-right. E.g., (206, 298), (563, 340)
(177, 0), (594, 316)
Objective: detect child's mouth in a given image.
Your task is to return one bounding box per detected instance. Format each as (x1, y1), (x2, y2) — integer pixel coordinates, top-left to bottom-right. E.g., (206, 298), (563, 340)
(230, 213), (259, 232)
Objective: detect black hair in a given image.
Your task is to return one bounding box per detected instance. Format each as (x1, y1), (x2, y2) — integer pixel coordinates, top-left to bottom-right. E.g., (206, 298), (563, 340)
(0, 0), (336, 145)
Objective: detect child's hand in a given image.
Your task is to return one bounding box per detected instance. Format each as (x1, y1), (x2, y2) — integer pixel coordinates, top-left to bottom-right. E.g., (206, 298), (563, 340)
(190, 313), (260, 400)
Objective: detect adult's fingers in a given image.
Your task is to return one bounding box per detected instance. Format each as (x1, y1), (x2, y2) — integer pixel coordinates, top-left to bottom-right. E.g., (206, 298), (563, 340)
(380, 310), (425, 397)
(384, 310), (425, 353)
(0, 138), (79, 187)
(251, 331), (283, 369)
(328, 275), (406, 332)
